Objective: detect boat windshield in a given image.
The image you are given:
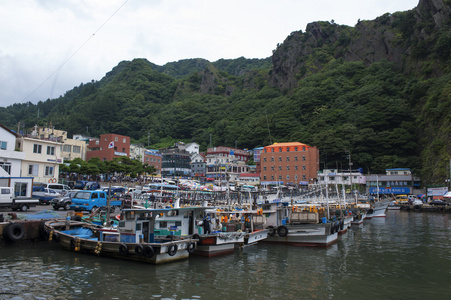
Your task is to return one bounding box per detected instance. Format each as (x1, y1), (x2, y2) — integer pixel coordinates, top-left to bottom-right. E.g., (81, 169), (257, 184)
(74, 191), (92, 199)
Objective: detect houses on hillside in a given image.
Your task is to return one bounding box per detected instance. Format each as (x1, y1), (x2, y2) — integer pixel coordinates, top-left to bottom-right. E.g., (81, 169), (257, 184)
(0, 123), (424, 194)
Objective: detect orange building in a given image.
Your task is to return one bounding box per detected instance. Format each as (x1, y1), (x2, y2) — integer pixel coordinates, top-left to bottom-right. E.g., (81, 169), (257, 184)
(260, 142), (319, 186)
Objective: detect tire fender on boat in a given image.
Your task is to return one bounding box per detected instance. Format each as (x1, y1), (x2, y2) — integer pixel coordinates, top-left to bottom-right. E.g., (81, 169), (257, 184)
(267, 226), (276, 236)
(187, 242), (196, 253)
(119, 243), (129, 256)
(167, 244), (178, 256)
(340, 220), (344, 230)
(277, 225), (288, 237)
(143, 245), (155, 258)
(135, 244), (144, 256)
(192, 234), (201, 241)
(4, 223), (25, 242)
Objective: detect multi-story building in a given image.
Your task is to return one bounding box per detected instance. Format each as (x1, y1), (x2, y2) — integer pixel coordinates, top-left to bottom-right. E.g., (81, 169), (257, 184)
(160, 145), (191, 178)
(32, 126), (87, 161)
(206, 146), (251, 163)
(237, 173), (260, 187)
(191, 153), (206, 179)
(185, 142), (200, 154)
(16, 133), (63, 184)
(317, 169), (366, 188)
(130, 144), (146, 163)
(0, 123), (25, 177)
(86, 133), (130, 161)
(253, 147), (263, 174)
(260, 142), (319, 186)
(143, 149), (162, 175)
(205, 153), (250, 185)
(366, 168), (421, 195)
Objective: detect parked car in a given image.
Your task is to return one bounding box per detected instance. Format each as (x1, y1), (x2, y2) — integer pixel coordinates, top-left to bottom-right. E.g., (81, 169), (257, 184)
(74, 180), (100, 190)
(50, 191), (78, 210)
(32, 187), (61, 205)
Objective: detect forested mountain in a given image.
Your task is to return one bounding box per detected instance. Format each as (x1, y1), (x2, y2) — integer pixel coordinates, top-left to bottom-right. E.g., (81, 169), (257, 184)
(0, 0), (449, 184)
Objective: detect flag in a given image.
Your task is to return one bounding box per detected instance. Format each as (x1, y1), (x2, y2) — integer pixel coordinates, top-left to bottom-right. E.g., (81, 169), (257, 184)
(108, 141), (114, 149)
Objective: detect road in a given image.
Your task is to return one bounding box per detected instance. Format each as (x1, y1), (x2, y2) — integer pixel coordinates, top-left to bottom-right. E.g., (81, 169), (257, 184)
(0, 204), (75, 219)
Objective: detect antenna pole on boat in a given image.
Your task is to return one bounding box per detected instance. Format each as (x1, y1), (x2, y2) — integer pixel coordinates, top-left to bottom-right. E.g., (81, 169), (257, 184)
(106, 180), (112, 226)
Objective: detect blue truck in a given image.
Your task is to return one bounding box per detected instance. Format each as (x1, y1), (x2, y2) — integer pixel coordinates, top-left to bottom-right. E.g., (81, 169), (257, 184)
(70, 190), (122, 213)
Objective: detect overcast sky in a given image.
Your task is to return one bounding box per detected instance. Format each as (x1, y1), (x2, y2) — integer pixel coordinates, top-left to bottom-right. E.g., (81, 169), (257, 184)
(0, 0), (419, 107)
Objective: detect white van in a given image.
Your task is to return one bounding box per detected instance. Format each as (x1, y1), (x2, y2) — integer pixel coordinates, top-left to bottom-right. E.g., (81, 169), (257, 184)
(38, 183), (71, 196)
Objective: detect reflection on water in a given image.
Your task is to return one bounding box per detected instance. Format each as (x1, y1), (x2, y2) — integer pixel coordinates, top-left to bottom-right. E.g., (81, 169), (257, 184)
(0, 211), (450, 299)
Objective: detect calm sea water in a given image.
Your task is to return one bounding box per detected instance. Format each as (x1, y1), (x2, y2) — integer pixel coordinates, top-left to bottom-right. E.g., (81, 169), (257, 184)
(0, 211), (450, 300)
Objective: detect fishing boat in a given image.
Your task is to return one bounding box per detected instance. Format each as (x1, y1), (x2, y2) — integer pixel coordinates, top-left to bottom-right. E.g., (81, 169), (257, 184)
(258, 201), (338, 247)
(212, 207), (269, 248)
(150, 203), (246, 257)
(366, 202), (389, 218)
(44, 208), (198, 265)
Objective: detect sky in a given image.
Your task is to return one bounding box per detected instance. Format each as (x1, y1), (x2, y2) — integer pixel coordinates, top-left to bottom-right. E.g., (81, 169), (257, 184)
(0, 0), (420, 107)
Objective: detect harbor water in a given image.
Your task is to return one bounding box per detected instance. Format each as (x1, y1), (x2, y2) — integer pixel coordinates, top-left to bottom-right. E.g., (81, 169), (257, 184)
(0, 211), (450, 299)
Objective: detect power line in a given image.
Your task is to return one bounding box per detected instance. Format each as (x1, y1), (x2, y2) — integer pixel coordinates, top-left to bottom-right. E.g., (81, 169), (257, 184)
(21, 0), (129, 104)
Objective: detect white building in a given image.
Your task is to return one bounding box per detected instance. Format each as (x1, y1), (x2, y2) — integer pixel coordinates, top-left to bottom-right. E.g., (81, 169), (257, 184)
(130, 144), (146, 163)
(0, 124), (25, 177)
(16, 135), (63, 184)
(185, 142), (200, 155)
(317, 169), (366, 186)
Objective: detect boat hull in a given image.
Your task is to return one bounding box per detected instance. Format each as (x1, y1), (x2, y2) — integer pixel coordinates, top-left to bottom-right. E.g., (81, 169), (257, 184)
(45, 220), (194, 265)
(262, 224), (337, 247)
(192, 232), (245, 257)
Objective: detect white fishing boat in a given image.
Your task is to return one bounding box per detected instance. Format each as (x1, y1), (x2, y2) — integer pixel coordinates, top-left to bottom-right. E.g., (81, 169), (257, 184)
(367, 202), (389, 218)
(258, 201), (338, 247)
(44, 208), (198, 265)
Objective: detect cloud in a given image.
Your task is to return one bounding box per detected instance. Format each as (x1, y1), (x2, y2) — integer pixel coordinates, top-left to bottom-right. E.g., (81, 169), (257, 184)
(0, 0), (419, 107)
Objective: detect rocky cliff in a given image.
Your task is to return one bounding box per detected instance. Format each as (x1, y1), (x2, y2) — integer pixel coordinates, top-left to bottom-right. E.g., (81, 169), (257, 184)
(269, 0), (451, 91)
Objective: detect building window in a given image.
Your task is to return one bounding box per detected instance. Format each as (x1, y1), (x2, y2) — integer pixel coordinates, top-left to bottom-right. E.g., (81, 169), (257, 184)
(279, 148), (282, 152)
(96, 140), (99, 145)
(295, 156), (298, 161)
(63, 145), (71, 152)
(263, 157), (267, 162)
(123, 138), (126, 143)
(279, 166), (282, 171)
(286, 147), (290, 152)
(295, 175), (298, 180)
(271, 175), (274, 180)
(0, 162), (11, 175)
(271, 166), (274, 171)
(302, 175), (306, 180)
(115, 137), (118, 142)
(286, 156), (290, 162)
(271, 157), (274, 162)
(45, 166), (54, 176)
(278, 157), (282, 162)
(33, 144), (42, 154)
(279, 175), (282, 180)
(73, 146), (81, 153)
(295, 166), (298, 171)
(263, 166), (267, 171)
(302, 156), (306, 161)
(28, 164), (38, 176)
(0, 141), (7, 150)
(47, 146), (55, 155)
(294, 147), (298, 151)
(264, 149), (267, 153)
(286, 166), (289, 171)
(303, 146), (306, 151)
(271, 148), (274, 152)
(303, 165), (306, 171)
(286, 175), (290, 180)
(264, 176), (267, 180)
